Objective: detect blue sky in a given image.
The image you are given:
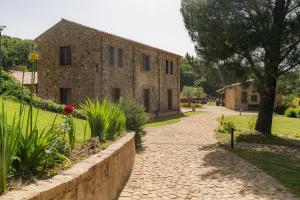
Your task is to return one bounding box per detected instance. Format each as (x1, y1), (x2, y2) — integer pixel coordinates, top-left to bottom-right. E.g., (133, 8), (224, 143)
(0, 0), (195, 56)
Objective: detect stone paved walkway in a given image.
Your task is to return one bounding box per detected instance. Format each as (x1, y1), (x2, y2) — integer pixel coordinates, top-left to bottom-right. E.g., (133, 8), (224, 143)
(119, 106), (299, 200)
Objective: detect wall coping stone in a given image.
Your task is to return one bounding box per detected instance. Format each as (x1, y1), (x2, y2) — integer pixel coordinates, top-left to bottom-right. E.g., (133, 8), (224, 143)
(1, 132), (135, 200)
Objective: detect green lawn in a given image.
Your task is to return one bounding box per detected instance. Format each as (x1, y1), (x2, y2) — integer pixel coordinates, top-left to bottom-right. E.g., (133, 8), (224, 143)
(222, 115), (300, 138)
(1, 98), (90, 143)
(230, 148), (300, 197)
(145, 111), (205, 127)
(217, 115), (300, 197)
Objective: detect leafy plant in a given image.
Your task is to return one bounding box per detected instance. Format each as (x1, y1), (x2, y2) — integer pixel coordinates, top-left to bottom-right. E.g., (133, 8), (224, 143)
(15, 108), (69, 175)
(285, 107), (298, 118)
(81, 98), (106, 140)
(218, 120), (236, 133)
(118, 98), (148, 148)
(118, 98), (148, 133)
(0, 104), (21, 194)
(102, 99), (126, 140)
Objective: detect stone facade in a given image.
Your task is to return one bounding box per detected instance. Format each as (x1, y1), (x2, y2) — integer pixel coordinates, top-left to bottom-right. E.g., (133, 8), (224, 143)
(1, 132), (135, 200)
(35, 19), (181, 114)
(219, 81), (283, 111)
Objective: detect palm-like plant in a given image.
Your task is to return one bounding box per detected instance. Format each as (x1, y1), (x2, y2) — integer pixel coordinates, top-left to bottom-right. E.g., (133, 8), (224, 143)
(0, 104), (21, 193)
(81, 98), (106, 140)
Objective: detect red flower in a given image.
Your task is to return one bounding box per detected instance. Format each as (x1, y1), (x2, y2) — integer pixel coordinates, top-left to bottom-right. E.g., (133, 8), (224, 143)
(64, 105), (74, 115)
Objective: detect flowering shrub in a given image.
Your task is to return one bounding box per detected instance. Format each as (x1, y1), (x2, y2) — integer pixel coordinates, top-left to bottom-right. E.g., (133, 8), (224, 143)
(64, 105), (74, 115)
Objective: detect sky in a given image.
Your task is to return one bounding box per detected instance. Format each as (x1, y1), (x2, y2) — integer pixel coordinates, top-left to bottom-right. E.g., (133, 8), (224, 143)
(0, 0), (196, 56)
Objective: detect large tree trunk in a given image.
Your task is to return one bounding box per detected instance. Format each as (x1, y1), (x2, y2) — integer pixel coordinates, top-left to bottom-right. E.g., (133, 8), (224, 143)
(255, 76), (277, 135)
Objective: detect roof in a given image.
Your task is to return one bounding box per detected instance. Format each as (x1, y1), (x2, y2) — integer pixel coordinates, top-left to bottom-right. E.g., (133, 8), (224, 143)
(36, 19), (182, 58)
(10, 70), (38, 85)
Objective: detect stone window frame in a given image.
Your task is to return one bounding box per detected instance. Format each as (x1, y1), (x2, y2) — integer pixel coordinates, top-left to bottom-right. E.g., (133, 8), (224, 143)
(142, 54), (150, 71)
(60, 46), (71, 65)
(170, 61), (174, 75)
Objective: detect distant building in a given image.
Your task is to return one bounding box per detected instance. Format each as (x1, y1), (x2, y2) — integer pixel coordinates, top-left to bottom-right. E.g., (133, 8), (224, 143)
(217, 80), (283, 111)
(10, 70), (38, 93)
(35, 19), (181, 114)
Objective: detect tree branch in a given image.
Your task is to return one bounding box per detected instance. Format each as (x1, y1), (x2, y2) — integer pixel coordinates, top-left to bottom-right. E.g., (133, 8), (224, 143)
(242, 51), (264, 80)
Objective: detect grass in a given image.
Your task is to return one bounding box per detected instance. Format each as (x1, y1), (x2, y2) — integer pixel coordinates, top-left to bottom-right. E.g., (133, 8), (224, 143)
(220, 115), (300, 138)
(145, 111), (205, 127)
(206, 101), (216, 106)
(0, 97), (90, 143)
(217, 114), (300, 197)
(230, 148), (300, 197)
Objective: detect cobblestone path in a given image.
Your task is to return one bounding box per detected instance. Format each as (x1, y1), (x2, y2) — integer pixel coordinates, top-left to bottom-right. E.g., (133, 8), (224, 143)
(119, 106), (298, 200)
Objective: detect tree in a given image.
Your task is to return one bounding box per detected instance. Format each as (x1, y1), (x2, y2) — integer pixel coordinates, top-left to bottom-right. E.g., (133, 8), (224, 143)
(1, 35), (35, 69)
(181, 86), (195, 104)
(181, 0), (300, 135)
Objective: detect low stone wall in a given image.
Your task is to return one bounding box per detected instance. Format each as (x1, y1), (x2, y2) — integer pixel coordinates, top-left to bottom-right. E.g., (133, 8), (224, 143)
(2, 132), (135, 200)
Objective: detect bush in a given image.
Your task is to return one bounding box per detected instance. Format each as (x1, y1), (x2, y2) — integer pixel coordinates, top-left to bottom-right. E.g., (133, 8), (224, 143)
(118, 98), (148, 133)
(102, 99), (126, 140)
(285, 107), (298, 118)
(0, 104), (21, 193)
(118, 98), (148, 149)
(81, 98), (106, 140)
(274, 105), (288, 115)
(81, 98), (126, 141)
(218, 120), (236, 133)
(15, 109), (69, 175)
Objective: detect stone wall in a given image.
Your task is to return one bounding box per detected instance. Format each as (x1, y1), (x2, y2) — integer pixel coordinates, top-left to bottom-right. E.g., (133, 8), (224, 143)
(1, 132), (135, 200)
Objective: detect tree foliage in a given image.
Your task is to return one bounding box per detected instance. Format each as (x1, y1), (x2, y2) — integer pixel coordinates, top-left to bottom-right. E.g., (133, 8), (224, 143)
(1, 35), (35, 69)
(181, 0), (300, 134)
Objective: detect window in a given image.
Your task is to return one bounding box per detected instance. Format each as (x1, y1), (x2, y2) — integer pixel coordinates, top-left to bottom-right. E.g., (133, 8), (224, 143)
(111, 88), (121, 102)
(96, 64), (99, 72)
(241, 92), (248, 103)
(108, 46), (114, 66)
(251, 95), (258, 102)
(60, 46), (71, 65)
(168, 89), (172, 111)
(170, 61), (174, 74)
(165, 60), (169, 74)
(143, 89), (150, 112)
(142, 54), (150, 71)
(60, 88), (71, 105)
(117, 48), (123, 67)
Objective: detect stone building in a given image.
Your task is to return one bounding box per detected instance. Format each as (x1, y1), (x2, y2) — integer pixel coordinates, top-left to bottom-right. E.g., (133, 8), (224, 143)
(217, 80), (283, 111)
(35, 19), (181, 114)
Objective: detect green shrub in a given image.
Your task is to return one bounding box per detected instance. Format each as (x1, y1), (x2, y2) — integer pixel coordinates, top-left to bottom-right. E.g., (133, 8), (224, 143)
(81, 98), (126, 141)
(118, 98), (148, 133)
(218, 120), (236, 133)
(0, 104), (21, 194)
(15, 108), (69, 175)
(118, 98), (148, 149)
(274, 105), (288, 115)
(81, 98), (106, 140)
(285, 107), (298, 118)
(102, 99), (126, 140)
